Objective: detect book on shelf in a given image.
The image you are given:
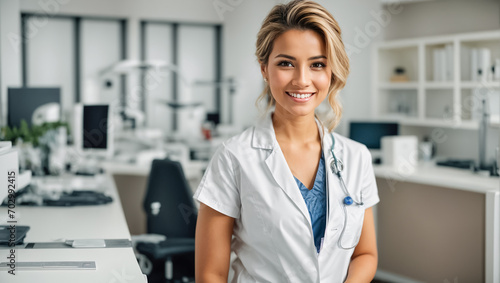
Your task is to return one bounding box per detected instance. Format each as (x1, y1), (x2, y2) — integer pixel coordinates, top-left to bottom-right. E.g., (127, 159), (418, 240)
(471, 48), (478, 81)
(445, 44), (454, 81)
(469, 47), (492, 82)
(433, 49), (441, 81)
(478, 48), (491, 81)
(432, 45), (453, 82)
(461, 45), (471, 81)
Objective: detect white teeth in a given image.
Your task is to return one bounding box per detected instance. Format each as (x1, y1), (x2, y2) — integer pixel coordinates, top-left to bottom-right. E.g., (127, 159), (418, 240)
(288, 92), (313, 99)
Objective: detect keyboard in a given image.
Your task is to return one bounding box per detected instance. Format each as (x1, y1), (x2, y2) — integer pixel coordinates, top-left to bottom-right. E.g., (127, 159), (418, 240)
(43, 190), (113, 206)
(436, 159), (474, 169)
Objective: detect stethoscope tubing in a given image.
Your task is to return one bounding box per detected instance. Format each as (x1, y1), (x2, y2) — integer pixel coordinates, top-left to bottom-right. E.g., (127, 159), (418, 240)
(329, 133), (363, 250)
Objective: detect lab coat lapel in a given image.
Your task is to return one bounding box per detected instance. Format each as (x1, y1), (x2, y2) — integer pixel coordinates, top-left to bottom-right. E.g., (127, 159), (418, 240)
(321, 129), (345, 249)
(264, 147), (312, 225)
(252, 112), (312, 226)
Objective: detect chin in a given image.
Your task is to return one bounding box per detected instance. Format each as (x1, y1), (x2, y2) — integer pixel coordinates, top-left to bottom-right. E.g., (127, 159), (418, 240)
(284, 106), (316, 117)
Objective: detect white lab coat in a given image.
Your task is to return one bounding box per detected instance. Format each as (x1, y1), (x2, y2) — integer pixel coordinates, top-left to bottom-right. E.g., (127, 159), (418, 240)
(193, 111), (379, 282)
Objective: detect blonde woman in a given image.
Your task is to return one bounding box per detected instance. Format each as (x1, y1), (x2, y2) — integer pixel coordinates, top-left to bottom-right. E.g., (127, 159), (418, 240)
(194, 1), (379, 282)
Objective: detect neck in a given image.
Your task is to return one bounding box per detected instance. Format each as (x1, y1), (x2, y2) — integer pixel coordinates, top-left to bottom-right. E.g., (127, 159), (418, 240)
(272, 108), (320, 144)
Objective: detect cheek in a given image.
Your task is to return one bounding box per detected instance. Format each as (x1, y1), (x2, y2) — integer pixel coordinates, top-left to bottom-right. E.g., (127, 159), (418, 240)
(268, 68), (292, 91)
(314, 72), (332, 91)
(269, 69), (293, 96)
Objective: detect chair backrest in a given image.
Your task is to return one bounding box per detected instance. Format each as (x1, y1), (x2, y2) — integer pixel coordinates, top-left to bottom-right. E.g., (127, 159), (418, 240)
(143, 159), (197, 238)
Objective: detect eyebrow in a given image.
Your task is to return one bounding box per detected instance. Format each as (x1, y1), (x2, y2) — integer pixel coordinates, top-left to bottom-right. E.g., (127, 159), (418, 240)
(275, 54), (327, 60)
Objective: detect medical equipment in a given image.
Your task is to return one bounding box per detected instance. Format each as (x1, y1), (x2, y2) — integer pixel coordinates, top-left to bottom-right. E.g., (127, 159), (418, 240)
(330, 133), (363, 250)
(8, 87), (60, 128)
(381, 135), (418, 170)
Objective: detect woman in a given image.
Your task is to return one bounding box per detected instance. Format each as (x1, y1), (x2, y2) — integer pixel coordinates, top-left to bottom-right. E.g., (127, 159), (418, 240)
(194, 1), (379, 282)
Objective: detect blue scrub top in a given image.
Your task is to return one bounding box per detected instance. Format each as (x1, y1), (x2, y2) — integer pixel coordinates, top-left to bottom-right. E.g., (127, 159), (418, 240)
(293, 153), (327, 253)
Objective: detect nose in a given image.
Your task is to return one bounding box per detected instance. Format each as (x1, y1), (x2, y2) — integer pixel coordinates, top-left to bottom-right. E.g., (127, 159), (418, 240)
(292, 65), (311, 88)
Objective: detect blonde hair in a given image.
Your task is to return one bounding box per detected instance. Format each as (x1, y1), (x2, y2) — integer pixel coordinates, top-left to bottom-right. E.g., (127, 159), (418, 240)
(255, 0), (350, 132)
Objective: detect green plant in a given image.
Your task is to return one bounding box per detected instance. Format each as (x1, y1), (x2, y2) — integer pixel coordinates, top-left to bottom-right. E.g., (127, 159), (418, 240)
(1, 120), (70, 147)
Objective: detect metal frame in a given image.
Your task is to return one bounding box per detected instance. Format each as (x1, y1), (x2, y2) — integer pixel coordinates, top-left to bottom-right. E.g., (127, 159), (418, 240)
(20, 14), (28, 87)
(172, 23), (179, 131)
(119, 19), (127, 110)
(74, 17), (81, 103)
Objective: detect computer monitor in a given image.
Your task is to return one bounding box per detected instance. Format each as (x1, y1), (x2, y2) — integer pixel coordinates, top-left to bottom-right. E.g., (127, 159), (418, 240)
(7, 87), (60, 127)
(73, 104), (114, 158)
(349, 121), (399, 149)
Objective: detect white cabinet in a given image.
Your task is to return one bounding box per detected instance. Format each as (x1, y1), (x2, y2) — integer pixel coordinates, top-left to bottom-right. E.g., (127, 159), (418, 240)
(372, 30), (500, 129)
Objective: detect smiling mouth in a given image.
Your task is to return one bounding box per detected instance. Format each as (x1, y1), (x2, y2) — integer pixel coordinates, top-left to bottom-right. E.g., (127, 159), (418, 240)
(286, 92), (315, 99)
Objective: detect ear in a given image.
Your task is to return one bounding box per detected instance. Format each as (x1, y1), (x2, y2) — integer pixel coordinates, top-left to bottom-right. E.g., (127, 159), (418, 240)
(260, 62), (268, 80)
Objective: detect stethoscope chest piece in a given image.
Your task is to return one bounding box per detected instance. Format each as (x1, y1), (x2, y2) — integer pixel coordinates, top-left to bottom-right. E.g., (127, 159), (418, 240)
(330, 158), (344, 175)
(343, 196), (354, 206)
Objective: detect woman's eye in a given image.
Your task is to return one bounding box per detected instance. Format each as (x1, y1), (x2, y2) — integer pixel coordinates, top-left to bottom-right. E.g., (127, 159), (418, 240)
(312, 62), (326, 68)
(277, 61), (293, 67)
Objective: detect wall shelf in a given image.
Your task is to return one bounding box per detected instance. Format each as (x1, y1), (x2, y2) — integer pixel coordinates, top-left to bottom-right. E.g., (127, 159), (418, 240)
(460, 81), (500, 89)
(372, 29), (500, 129)
(424, 81), (454, 89)
(379, 82), (419, 89)
(400, 118), (479, 130)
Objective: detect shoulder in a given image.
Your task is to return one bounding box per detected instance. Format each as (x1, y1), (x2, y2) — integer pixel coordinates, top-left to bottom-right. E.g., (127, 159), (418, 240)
(220, 126), (254, 152)
(215, 124), (274, 166)
(211, 126), (256, 163)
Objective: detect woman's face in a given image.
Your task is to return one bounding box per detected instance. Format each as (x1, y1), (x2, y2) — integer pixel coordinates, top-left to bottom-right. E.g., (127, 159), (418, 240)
(261, 29), (332, 118)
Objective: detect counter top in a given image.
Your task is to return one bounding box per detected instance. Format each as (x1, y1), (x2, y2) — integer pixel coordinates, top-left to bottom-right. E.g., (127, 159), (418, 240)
(373, 162), (499, 194)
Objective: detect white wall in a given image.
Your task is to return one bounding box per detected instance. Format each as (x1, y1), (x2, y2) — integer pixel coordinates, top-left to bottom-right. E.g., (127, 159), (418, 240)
(0, 0), (22, 125)
(384, 0), (500, 40)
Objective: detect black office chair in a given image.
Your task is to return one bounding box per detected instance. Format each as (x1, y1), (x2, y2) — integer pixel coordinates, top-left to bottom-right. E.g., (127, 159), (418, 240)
(136, 158), (197, 282)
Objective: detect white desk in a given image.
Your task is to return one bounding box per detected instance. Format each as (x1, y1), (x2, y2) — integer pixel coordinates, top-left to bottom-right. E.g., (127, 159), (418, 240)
(373, 163), (499, 283)
(373, 162), (499, 194)
(0, 174), (146, 283)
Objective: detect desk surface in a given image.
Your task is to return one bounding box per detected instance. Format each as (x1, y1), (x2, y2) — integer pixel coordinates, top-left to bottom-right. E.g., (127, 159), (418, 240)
(374, 162), (499, 194)
(0, 174), (146, 282)
(0, 248), (145, 283)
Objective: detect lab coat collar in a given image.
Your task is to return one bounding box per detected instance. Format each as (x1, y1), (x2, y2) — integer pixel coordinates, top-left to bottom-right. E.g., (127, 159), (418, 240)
(251, 111), (275, 150)
(251, 110), (343, 154)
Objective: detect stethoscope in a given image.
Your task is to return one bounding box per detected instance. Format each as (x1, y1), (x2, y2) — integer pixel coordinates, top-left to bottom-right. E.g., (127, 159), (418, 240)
(329, 133), (363, 250)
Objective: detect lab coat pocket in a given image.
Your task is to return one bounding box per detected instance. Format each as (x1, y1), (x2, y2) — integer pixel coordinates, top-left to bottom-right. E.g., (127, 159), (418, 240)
(339, 204), (365, 249)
